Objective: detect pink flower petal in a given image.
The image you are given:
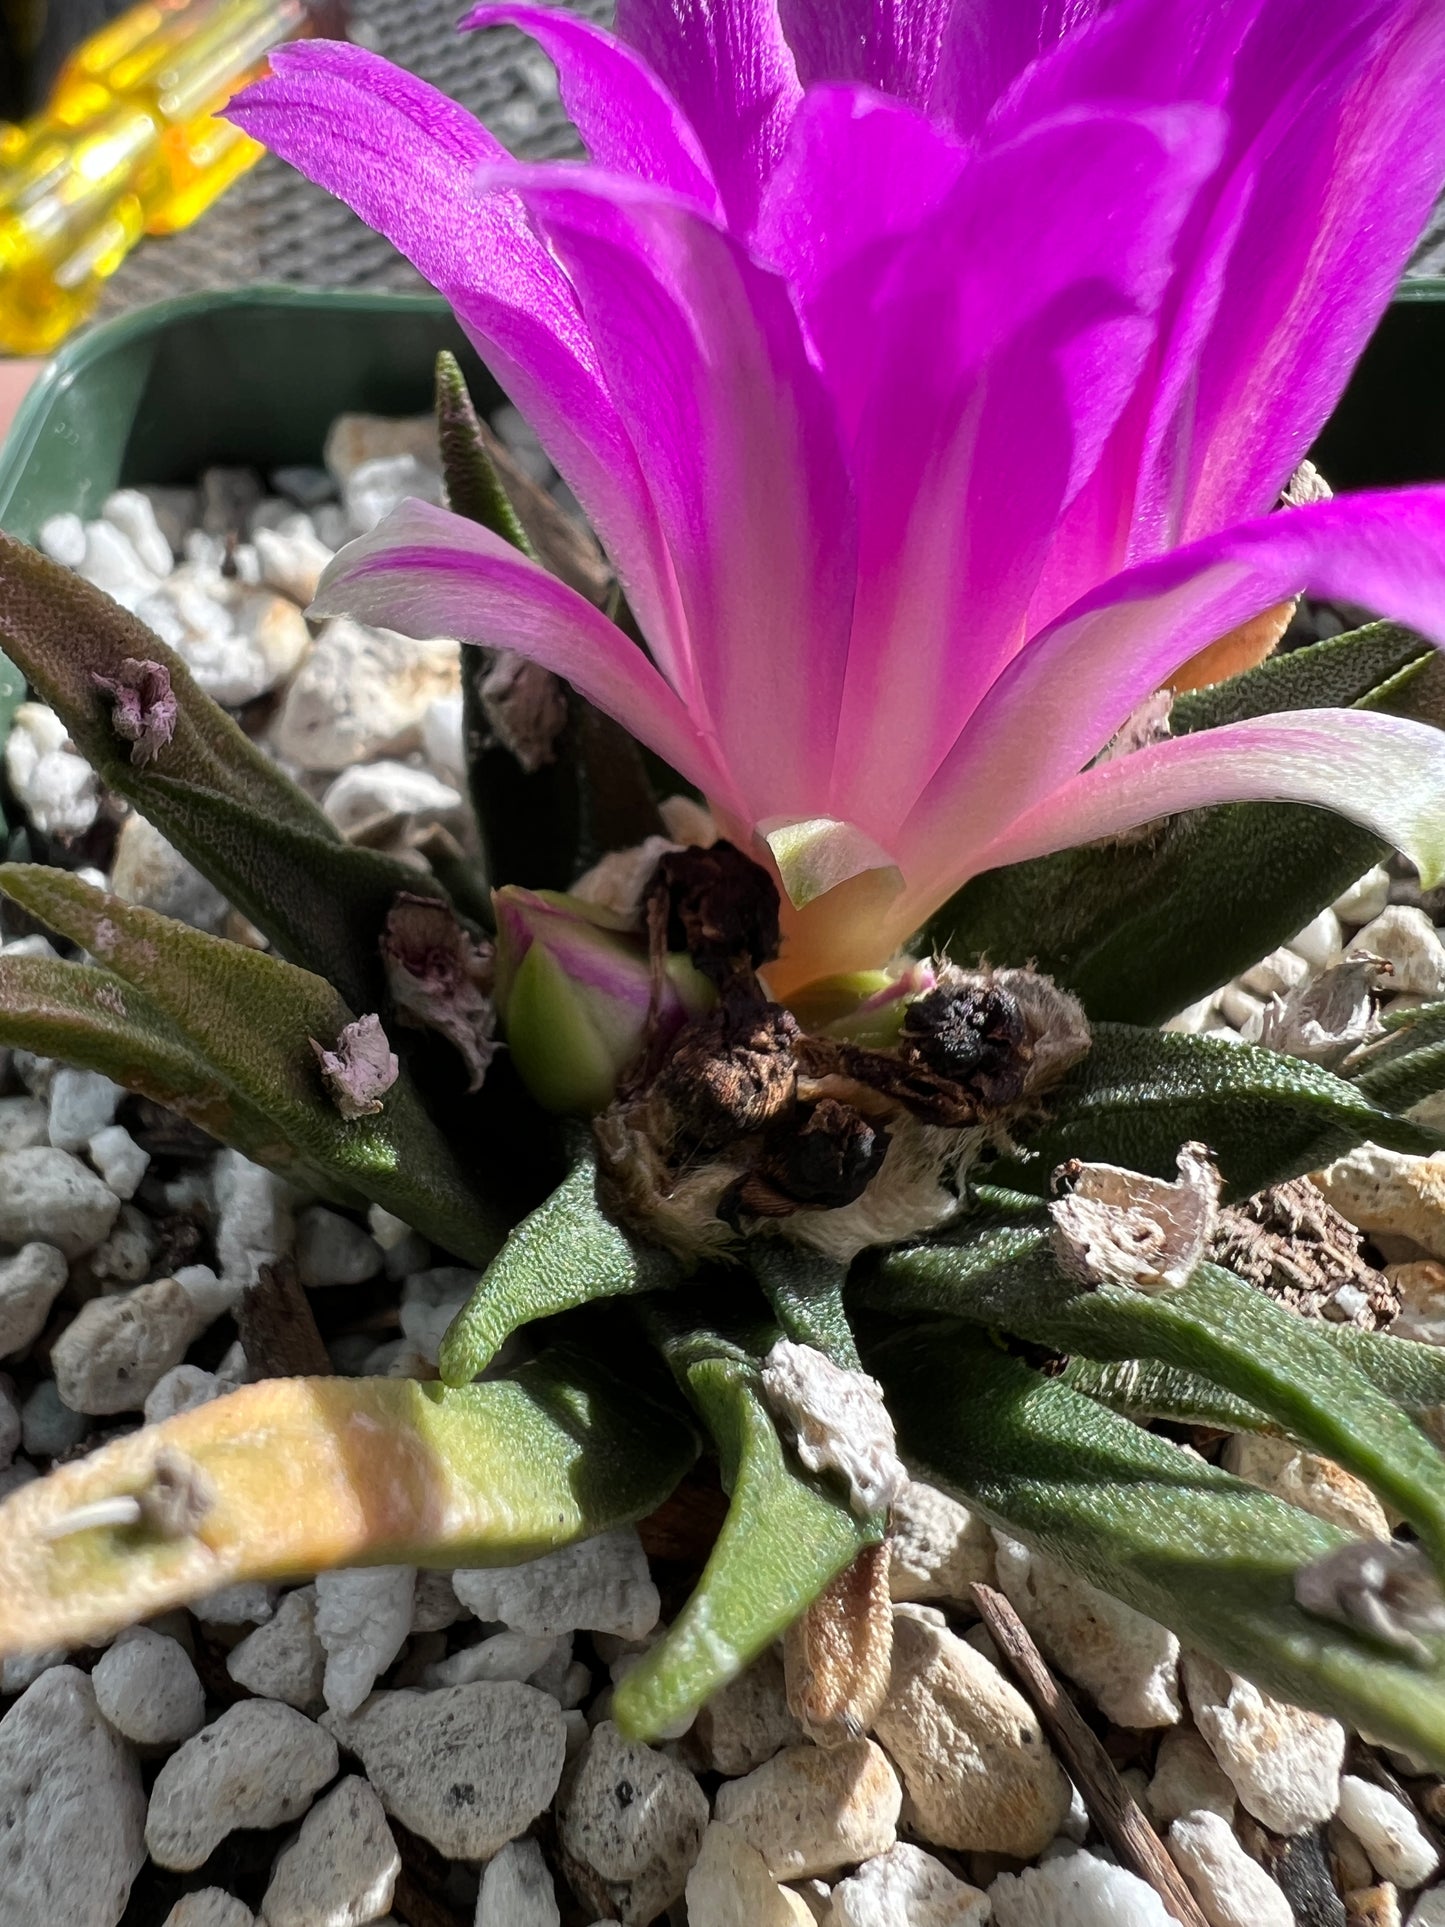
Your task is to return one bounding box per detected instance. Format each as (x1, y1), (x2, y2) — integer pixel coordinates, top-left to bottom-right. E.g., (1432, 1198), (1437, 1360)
(459, 6), (722, 215)
(778, 0), (957, 105)
(900, 486), (1445, 901)
(969, 709), (1445, 891)
(311, 499), (738, 815)
(611, 0), (801, 231)
(494, 164), (856, 826)
(227, 43), (693, 698)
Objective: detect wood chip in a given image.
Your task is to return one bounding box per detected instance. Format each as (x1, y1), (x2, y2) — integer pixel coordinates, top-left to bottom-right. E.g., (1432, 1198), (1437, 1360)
(236, 1259), (332, 1380)
(971, 1582), (1211, 1927)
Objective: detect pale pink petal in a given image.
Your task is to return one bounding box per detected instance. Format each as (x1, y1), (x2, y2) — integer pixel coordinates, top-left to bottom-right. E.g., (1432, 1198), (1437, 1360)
(227, 43), (693, 698)
(460, 6), (722, 214)
(494, 164), (856, 826)
(900, 486), (1445, 896)
(311, 500), (737, 813)
(965, 709), (1445, 894)
(612, 0), (801, 231)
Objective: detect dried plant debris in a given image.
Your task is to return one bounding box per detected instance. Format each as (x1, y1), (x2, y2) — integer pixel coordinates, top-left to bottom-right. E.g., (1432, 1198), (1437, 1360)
(90, 658), (178, 766)
(783, 1541), (894, 1746)
(476, 648), (569, 773)
(380, 893), (497, 1089)
(309, 1013), (399, 1121)
(1050, 1142), (1221, 1294)
(1211, 1178), (1398, 1327)
(1252, 954), (1390, 1068)
(1296, 1540), (1445, 1665)
(760, 1340), (906, 1517)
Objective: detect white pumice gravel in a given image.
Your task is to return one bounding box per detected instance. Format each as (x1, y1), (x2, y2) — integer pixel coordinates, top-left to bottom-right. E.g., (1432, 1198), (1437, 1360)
(50, 1272), (215, 1414)
(887, 1478), (996, 1604)
(1144, 1725), (1237, 1825)
(91, 1627), (206, 1748)
(995, 1851), (1173, 1925)
(558, 1719), (711, 1922)
(321, 1683), (565, 1859)
(691, 1645), (803, 1775)
(0, 1093), (50, 1153)
(870, 1607), (1071, 1857)
(425, 1627), (562, 1687)
(1316, 1147), (1445, 1261)
(1352, 905), (1445, 994)
(475, 1836), (563, 1927)
(110, 812), (231, 931)
(191, 1579), (280, 1628)
(0, 1144), (121, 1255)
(258, 1773), (400, 1927)
(0, 1240), (67, 1356)
(315, 1565), (417, 1715)
(992, 1532), (1181, 1728)
(295, 1205), (385, 1288)
(828, 1841), (992, 1925)
(5, 701), (102, 837)
(214, 1150), (298, 1291)
(47, 1066), (122, 1152)
(1339, 1775), (1442, 1889)
(161, 1890), (256, 1926)
(145, 1700), (338, 1870)
(227, 1584), (327, 1708)
(1182, 1654), (1345, 1833)
(87, 1122), (151, 1199)
(1167, 1808), (1295, 1927)
(1411, 1890), (1445, 1926)
(712, 1738), (901, 1880)
(0, 1666), (147, 1927)
(685, 1822), (815, 1926)
(1221, 1433), (1390, 1540)
(144, 1362), (223, 1423)
(452, 1527), (660, 1640)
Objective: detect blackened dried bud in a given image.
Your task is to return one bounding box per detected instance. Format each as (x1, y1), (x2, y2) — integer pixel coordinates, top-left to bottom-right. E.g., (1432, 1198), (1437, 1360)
(759, 1097), (890, 1209)
(648, 840), (781, 984)
(649, 999), (799, 1150)
(91, 658), (178, 766)
(900, 981), (1029, 1105)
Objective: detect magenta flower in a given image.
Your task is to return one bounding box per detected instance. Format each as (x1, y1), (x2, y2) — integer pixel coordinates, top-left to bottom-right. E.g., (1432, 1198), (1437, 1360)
(231, 0), (1445, 992)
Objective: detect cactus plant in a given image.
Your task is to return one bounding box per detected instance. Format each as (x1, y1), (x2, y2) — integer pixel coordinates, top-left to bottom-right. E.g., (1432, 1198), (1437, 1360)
(6, 0), (1445, 1771)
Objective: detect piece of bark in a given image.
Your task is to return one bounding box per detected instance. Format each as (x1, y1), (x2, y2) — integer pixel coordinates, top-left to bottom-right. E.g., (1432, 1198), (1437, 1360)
(236, 1259), (332, 1380)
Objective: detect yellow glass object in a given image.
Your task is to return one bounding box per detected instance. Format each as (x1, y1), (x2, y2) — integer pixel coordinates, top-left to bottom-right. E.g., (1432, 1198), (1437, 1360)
(0, 0), (334, 354)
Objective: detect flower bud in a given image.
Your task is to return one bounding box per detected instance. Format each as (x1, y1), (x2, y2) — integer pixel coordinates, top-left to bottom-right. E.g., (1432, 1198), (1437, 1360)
(493, 886), (714, 1114)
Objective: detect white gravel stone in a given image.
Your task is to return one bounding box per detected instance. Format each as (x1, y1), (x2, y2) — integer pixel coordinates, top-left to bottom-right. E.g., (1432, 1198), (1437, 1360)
(0, 1095), (50, 1153)
(51, 1274), (209, 1414)
(0, 1242), (68, 1357)
(1218, 983), (1264, 1031)
(1353, 905), (1445, 995)
(102, 487), (175, 574)
(713, 1739), (900, 1881)
(685, 1823), (814, 1927)
(1168, 1809), (1294, 1927)
(475, 1836), (561, 1927)
(993, 1533), (1180, 1727)
(320, 761), (464, 842)
(559, 1719), (710, 1923)
(1388, 1260), (1445, 1346)
(1410, 1890), (1445, 1926)
(162, 1891), (254, 1926)
(296, 1206), (385, 1288)
(453, 1528), (659, 1640)
(0, 1665), (146, 1927)
(343, 452), (444, 534)
(426, 1628), (561, 1688)
(260, 1774), (400, 1927)
(889, 1478), (996, 1604)
(0, 1145), (120, 1255)
(872, 1608), (1071, 1857)
(1241, 946), (1310, 999)
(1335, 867), (1393, 925)
(110, 813), (230, 932)
(1291, 907), (1345, 971)
(92, 1627), (205, 1748)
(146, 1701), (338, 1870)
(1144, 1727), (1236, 1826)
(87, 1124), (151, 1200)
(228, 1585), (327, 1708)
(47, 1068), (122, 1152)
(215, 1151), (297, 1291)
(1339, 1776), (1440, 1889)
(1182, 1654), (1344, 1833)
(990, 1849), (1172, 1927)
(144, 1363), (223, 1424)
(0, 1377), (19, 1464)
(270, 619), (459, 773)
(410, 1569), (466, 1633)
(322, 1683), (564, 1860)
(398, 1267), (477, 1365)
(20, 1377), (87, 1456)
(692, 1645), (803, 1776)
(828, 1841), (991, 1925)
(78, 517), (164, 609)
(255, 516), (334, 604)
(1317, 1147), (1445, 1262)
(315, 1566), (417, 1715)
(39, 510), (87, 566)
(1221, 1432), (1390, 1540)
(192, 1580), (279, 1627)
(422, 692), (465, 784)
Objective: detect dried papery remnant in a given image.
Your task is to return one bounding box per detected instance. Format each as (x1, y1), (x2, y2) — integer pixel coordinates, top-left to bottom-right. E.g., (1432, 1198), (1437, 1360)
(647, 840), (783, 988)
(1295, 1540), (1445, 1664)
(784, 1541), (894, 1746)
(42, 1446), (214, 1545)
(1095, 688), (1174, 765)
(477, 648), (569, 773)
(1252, 954), (1390, 1068)
(1051, 1142), (1221, 1294)
(1210, 1178), (1397, 1327)
(761, 1340), (906, 1518)
(91, 658), (178, 766)
(381, 891), (496, 1089)
(310, 1012), (399, 1121)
